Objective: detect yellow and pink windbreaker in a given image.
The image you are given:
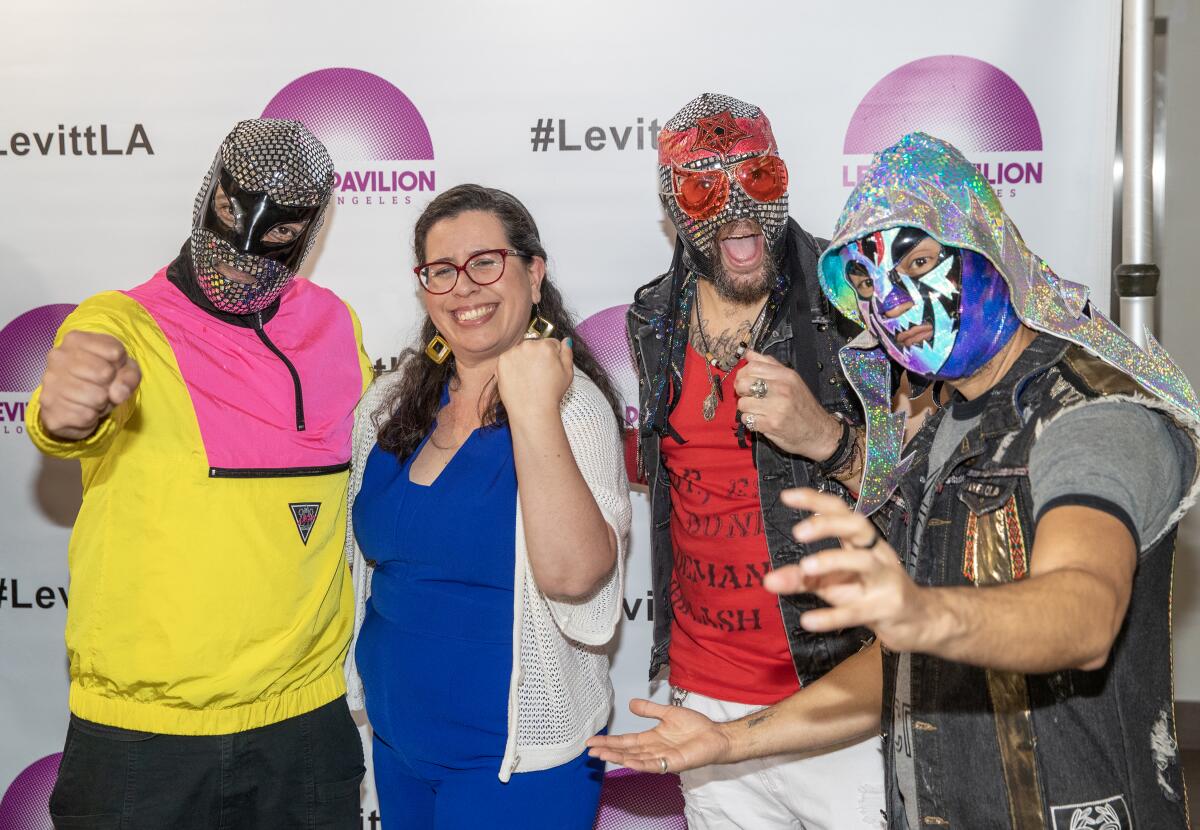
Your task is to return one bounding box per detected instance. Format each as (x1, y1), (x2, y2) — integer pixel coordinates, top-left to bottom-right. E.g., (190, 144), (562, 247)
(26, 266), (372, 734)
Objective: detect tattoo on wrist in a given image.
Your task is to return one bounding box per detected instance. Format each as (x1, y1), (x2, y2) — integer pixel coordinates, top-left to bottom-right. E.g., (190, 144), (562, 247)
(837, 428), (865, 483)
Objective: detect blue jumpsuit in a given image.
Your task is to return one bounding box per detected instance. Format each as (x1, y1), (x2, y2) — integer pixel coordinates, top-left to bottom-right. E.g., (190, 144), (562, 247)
(353, 423), (604, 829)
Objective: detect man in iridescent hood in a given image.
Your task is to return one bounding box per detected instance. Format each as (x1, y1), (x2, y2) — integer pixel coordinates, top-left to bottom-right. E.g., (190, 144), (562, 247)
(787, 133), (1198, 828)
(604, 93), (887, 829)
(27, 118), (372, 827)
(591, 133), (1199, 830)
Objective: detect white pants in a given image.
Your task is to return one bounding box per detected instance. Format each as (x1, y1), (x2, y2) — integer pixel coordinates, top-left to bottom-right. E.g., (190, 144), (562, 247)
(674, 688), (886, 830)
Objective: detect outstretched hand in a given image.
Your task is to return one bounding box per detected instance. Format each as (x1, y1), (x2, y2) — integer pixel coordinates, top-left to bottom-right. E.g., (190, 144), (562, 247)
(586, 698), (732, 774)
(764, 487), (937, 654)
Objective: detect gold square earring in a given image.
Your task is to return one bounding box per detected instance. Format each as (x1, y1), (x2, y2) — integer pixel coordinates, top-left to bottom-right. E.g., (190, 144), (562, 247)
(525, 305), (556, 340)
(425, 333), (452, 364)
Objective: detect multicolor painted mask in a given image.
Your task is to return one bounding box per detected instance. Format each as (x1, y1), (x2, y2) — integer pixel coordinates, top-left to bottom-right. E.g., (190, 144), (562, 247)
(190, 119), (335, 315)
(834, 226), (1021, 379)
(817, 132), (1200, 515)
(658, 93), (789, 278)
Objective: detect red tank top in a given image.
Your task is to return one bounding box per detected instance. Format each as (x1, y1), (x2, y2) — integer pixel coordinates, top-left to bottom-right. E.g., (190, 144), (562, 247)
(662, 345), (800, 704)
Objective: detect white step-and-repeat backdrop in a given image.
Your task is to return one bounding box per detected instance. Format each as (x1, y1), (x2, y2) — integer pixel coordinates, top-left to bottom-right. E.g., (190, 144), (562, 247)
(0, 1), (1119, 827)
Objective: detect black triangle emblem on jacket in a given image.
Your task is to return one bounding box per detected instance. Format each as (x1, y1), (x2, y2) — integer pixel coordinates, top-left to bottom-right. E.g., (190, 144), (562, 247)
(289, 502), (321, 545)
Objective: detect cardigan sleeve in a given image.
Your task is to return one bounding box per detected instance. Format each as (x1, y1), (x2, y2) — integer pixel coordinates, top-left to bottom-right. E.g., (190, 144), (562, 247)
(344, 374), (399, 710)
(539, 372), (632, 645)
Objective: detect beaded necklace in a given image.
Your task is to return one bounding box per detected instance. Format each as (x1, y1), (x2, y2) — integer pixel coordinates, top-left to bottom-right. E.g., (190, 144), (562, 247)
(692, 287), (770, 421)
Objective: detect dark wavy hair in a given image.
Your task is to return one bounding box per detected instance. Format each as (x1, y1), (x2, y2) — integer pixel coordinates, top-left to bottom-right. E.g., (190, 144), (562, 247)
(377, 184), (623, 460)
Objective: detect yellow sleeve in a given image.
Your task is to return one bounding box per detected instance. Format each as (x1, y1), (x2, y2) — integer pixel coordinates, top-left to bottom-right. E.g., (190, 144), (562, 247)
(24, 292), (143, 459)
(343, 300), (375, 393)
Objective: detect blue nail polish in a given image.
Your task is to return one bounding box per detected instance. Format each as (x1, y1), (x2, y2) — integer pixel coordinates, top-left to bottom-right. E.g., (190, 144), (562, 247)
(564, 337), (573, 348)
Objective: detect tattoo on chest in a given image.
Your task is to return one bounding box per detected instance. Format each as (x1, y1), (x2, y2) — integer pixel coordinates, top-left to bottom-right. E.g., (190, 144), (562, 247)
(690, 317), (754, 369)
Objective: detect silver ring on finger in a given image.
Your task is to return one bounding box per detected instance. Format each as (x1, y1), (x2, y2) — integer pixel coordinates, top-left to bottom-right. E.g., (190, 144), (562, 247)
(854, 528), (882, 549)
(750, 377), (768, 399)
(659, 757), (669, 773)
(742, 412), (757, 431)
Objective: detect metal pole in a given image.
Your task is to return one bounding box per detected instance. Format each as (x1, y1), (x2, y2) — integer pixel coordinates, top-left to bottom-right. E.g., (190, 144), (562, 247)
(1116, 0), (1158, 347)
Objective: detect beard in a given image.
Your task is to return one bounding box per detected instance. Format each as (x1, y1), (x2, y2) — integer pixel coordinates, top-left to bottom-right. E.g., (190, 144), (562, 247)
(705, 241), (778, 304)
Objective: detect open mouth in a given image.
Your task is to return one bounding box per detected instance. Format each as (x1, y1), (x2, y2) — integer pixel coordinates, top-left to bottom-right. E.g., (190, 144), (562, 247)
(215, 263), (256, 285)
(451, 303), (498, 325)
(719, 233), (763, 266)
(715, 230), (764, 272)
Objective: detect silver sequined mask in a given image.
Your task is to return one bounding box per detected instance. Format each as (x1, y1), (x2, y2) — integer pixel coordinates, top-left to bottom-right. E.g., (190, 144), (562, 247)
(190, 119), (335, 314)
(657, 93), (789, 279)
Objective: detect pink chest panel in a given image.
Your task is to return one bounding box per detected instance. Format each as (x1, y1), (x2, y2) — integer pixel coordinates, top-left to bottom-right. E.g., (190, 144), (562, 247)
(126, 271), (363, 472)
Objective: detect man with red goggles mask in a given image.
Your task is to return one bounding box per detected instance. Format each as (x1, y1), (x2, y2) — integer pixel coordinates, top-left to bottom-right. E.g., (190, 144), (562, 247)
(607, 93), (885, 829)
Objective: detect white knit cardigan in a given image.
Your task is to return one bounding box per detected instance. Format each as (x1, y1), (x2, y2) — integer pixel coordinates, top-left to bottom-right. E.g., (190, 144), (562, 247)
(343, 369), (630, 782)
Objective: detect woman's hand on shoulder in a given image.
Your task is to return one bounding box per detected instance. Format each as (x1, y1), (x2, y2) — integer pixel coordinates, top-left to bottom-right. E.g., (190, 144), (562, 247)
(496, 336), (575, 422)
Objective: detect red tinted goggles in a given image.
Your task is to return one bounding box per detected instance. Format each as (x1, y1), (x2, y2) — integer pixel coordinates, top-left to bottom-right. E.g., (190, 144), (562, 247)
(665, 153), (789, 221)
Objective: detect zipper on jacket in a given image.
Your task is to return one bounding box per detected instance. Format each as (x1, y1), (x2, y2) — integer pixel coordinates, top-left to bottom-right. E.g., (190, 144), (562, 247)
(255, 311), (306, 431)
(208, 461), (350, 479)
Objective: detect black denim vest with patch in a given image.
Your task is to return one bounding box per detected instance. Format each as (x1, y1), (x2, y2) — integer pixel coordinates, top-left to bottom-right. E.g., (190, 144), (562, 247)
(880, 332), (1189, 830)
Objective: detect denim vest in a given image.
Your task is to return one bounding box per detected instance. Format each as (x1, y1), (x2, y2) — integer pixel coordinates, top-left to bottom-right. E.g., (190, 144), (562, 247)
(881, 333), (1189, 829)
(627, 222), (869, 686)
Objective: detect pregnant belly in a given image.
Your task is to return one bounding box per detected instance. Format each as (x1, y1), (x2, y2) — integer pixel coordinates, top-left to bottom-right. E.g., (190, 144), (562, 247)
(356, 605), (513, 767)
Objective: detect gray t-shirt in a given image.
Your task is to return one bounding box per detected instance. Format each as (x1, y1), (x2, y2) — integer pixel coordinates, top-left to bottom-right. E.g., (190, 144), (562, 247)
(894, 398), (1195, 828)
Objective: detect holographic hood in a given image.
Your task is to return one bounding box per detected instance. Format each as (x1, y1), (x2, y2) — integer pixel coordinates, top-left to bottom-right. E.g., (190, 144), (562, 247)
(818, 133), (1200, 513)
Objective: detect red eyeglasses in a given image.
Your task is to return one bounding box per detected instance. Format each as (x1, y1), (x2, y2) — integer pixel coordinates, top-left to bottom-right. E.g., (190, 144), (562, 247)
(413, 248), (531, 295)
(664, 153), (789, 221)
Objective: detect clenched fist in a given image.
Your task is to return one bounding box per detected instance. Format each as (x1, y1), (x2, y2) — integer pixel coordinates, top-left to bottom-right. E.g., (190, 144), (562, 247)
(496, 336), (574, 422)
(733, 350), (841, 460)
(38, 331), (141, 441)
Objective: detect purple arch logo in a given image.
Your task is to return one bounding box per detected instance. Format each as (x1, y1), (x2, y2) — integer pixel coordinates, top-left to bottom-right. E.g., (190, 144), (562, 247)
(0, 753), (61, 830)
(0, 305), (76, 394)
(576, 304), (640, 484)
(262, 68), (436, 205)
(262, 68), (433, 162)
(593, 768), (686, 829)
(576, 304), (638, 429)
(844, 54), (1042, 154)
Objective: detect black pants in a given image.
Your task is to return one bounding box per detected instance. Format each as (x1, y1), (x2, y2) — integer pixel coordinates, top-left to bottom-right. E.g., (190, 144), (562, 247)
(48, 697), (365, 830)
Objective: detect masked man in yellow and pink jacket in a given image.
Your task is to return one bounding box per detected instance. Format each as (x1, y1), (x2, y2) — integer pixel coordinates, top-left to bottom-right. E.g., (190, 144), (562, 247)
(26, 118), (372, 830)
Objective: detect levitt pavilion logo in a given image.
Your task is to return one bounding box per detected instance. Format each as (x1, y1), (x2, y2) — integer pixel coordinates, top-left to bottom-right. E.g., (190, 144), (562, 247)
(0, 304), (76, 436)
(843, 54), (1043, 198)
(262, 67), (436, 208)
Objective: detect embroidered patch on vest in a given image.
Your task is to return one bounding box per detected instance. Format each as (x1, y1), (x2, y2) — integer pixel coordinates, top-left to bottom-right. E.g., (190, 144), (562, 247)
(289, 502), (321, 545)
(962, 496), (1028, 583)
(1003, 498), (1028, 579)
(963, 511), (979, 582)
(1050, 795), (1131, 830)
